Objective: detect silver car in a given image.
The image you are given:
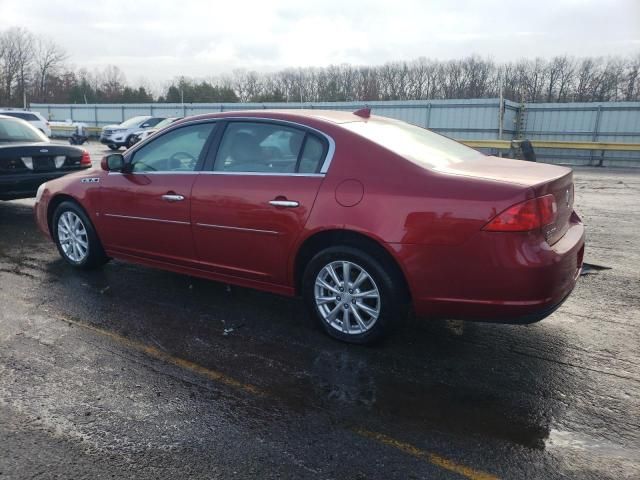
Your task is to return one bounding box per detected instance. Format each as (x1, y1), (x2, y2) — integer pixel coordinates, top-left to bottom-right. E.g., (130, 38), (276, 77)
(99, 116), (165, 150)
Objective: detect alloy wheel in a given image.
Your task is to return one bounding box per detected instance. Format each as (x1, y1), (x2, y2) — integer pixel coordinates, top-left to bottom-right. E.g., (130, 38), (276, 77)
(57, 211), (89, 263)
(314, 260), (381, 335)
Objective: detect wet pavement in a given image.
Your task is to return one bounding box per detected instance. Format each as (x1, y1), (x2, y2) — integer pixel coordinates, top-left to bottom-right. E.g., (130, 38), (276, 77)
(1, 144), (639, 479)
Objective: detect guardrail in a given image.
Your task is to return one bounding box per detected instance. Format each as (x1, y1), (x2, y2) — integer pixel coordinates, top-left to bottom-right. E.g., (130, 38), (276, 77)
(51, 125), (102, 135)
(464, 139), (640, 152)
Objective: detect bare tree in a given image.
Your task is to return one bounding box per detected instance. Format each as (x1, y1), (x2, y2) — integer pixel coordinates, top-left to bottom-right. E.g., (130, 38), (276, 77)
(34, 36), (67, 102)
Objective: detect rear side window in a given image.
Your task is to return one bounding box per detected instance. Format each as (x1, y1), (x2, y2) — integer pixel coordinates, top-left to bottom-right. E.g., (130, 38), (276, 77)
(298, 135), (326, 173)
(131, 122), (216, 172)
(3, 112), (39, 121)
(213, 122), (327, 174)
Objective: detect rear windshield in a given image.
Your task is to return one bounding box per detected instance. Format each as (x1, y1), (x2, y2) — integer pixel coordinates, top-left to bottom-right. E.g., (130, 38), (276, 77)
(0, 118), (48, 143)
(343, 117), (484, 169)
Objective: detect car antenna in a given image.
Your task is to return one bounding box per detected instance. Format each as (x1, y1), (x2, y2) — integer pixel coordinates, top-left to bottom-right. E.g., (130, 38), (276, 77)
(353, 107), (371, 118)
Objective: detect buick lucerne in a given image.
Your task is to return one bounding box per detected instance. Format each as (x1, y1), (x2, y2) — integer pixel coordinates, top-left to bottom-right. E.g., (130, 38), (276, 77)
(34, 109), (585, 343)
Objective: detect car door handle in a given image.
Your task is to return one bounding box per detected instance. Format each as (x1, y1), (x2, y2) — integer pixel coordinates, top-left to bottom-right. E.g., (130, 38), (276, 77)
(269, 199), (299, 208)
(162, 194), (185, 202)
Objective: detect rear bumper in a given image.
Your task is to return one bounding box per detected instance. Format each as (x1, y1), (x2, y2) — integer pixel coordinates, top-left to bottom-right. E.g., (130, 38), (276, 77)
(0, 171), (75, 200)
(392, 213), (585, 322)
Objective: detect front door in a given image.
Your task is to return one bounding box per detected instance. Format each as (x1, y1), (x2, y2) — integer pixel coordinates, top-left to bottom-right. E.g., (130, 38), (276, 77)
(98, 121), (217, 265)
(191, 120), (329, 285)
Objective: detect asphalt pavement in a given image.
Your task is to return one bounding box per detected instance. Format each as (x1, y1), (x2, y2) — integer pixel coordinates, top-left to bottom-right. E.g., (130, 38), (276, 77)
(0, 144), (638, 479)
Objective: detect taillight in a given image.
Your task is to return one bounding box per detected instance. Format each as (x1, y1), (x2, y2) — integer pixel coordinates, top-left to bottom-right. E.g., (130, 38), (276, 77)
(80, 150), (91, 166)
(483, 194), (557, 232)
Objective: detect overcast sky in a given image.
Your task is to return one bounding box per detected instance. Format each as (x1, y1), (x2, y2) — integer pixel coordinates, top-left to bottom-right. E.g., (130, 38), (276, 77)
(1, 0), (639, 86)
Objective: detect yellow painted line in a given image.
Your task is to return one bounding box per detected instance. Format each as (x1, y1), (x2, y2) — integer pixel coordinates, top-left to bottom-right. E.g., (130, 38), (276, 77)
(56, 315), (497, 478)
(58, 315), (263, 396)
(354, 428), (500, 480)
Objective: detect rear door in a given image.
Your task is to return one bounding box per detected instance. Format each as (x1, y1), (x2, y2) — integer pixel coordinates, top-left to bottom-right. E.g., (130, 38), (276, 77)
(190, 120), (330, 285)
(98, 121), (217, 265)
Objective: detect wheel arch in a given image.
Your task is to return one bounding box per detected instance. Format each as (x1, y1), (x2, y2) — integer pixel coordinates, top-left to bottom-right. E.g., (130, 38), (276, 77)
(47, 194), (85, 238)
(293, 229), (411, 302)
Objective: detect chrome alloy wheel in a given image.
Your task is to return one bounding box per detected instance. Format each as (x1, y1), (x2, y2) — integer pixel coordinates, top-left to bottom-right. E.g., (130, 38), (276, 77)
(314, 261), (381, 335)
(57, 211), (89, 263)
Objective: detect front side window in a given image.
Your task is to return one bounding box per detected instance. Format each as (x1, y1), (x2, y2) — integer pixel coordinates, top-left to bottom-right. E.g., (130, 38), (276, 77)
(131, 122), (215, 172)
(213, 122), (326, 174)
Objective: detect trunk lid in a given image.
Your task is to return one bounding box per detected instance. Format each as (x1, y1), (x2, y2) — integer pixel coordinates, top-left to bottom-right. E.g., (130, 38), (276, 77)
(437, 156), (575, 245)
(0, 143), (87, 175)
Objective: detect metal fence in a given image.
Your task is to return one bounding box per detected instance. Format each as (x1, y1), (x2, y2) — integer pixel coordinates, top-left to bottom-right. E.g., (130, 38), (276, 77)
(31, 99), (640, 167)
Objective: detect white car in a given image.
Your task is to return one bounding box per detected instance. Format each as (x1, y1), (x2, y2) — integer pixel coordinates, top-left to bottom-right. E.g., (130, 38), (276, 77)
(0, 109), (51, 137)
(99, 116), (165, 150)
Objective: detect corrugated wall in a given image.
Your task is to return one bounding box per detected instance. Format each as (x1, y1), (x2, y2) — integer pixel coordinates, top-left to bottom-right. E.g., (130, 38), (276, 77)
(31, 99), (640, 166)
(521, 102), (640, 167)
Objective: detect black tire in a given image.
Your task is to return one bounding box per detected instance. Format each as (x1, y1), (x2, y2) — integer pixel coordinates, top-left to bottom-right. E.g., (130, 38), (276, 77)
(52, 201), (109, 269)
(302, 246), (407, 344)
(107, 144), (119, 151)
(126, 135), (136, 148)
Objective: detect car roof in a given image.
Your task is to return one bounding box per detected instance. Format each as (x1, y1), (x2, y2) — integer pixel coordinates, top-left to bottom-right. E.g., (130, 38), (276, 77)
(181, 109), (368, 126)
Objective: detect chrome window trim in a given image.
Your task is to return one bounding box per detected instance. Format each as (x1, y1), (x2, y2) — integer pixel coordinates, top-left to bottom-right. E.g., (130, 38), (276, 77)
(104, 213), (190, 226)
(199, 171), (324, 178)
(107, 171), (323, 177)
(194, 223), (280, 236)
(121, 115), (336, 175)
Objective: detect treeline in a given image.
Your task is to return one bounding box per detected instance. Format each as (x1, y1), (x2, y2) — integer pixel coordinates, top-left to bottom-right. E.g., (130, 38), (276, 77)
(2, 26), (639, 106)
(175, 55), (640, 104)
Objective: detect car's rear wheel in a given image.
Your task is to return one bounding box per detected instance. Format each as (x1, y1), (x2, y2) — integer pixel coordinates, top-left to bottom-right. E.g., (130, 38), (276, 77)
(302, 246), (406, 344)
(126, 135), (136, 148)
(53, 201), (109, 269)
(107, 144), (119, 151)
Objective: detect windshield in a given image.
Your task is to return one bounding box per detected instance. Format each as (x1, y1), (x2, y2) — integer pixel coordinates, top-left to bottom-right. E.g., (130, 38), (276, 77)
(119, 116), (150, 128)
(343, 117), (484, 169)
(0, 117), (48, 143)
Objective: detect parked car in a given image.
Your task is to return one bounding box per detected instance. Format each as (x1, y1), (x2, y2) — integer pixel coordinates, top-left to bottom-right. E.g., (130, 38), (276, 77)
(99, 116), (165, 150)
(0, 109), (51, 137)
(34, 110), (585, 344)
(0, 115), (91, 200)
(130, 117), (181, 145)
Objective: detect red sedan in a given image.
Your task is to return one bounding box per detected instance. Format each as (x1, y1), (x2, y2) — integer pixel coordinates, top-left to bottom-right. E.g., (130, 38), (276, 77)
(34, 109), (585, 343)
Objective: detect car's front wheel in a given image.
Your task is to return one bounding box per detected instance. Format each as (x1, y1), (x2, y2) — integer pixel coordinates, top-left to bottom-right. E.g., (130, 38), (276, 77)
(302, 246), (407, 344)
(53, 201), (109, 269)
(107, 144), (119, 151)
(126, 135), (137, 148)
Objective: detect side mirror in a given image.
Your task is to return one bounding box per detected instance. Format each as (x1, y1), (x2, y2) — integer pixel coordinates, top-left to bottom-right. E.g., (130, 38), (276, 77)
(101, 153), (125, 172)
(141, 123), (150, 128)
